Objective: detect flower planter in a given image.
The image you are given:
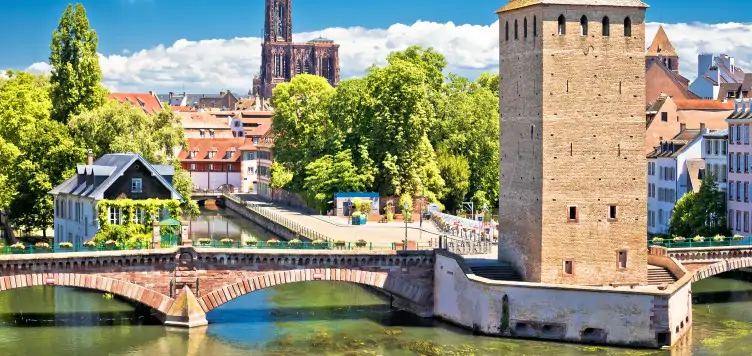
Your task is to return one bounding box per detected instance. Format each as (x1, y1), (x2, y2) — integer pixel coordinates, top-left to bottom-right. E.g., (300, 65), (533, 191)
(11, 249), (28, 255)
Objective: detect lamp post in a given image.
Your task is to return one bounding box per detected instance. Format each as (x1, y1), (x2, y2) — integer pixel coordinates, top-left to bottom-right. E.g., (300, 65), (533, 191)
(482, 203), (488, 240)
(403, 202), (409, 251)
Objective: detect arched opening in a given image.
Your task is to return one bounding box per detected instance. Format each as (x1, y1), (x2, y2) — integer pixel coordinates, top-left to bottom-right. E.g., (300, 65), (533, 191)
(558, 15), (566, 35)
(505, 21), (509, 41)
(514, 19), (518, 40)
(580, 15), (588, 36)
(624, 17), (632, 37)
(602, 16), (610, 36)
(524, 18), (528, 38)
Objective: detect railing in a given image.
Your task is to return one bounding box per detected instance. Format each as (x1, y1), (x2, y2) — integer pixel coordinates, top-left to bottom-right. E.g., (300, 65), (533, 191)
(193, 239), (396, 251)
(650, 236), (752, 249)
(431, 235), (495, 255)
(431, 213), (496, 242)
(0, 239), (179, 255)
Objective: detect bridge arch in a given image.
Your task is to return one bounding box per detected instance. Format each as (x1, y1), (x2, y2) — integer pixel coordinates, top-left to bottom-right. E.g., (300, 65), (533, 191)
(691, 258), (752, 282)
(0, 273), (175, 314)
(199, 268), (426, 313)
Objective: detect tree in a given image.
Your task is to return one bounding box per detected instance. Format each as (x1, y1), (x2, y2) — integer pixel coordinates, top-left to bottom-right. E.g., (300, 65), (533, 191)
(669, 173), (729, 237)
(303, 150), (375, 209)
(436, 145), (470, 212)
(49, 3), (106, 123)
(475, 72), (500, 97)
(270, 162), (293, 190)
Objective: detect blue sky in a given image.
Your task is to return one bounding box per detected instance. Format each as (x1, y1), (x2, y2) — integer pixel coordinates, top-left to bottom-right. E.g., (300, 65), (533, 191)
(2, 0), (750, 92)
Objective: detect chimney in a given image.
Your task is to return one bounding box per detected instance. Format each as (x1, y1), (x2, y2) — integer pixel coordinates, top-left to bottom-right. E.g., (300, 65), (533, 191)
(169, 91), (174, 99)
(680, 123), (686, 132)
(700, 122), (706, 132)
(87, 149), (94, 165)
(220, 90), (227, 97)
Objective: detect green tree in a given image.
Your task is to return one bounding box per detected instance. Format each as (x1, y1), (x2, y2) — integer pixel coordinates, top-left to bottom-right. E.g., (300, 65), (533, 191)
(436, 145), (470, 212)
(669, 173), (729, 237)
(475, 72), (500, 97)
(303, 149), (375, 208)
(49, 3), (107, 123)
(270, 162), (293, 190)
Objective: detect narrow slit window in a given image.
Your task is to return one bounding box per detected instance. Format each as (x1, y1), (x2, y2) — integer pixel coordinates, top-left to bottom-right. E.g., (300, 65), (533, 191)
(580, 16), (588, 36)
(570, 142), (573, 156)
(563, 260), (573, 275)
(568, 206), (578, 222)
(617, 250), (627, 269)
(624, 17), (632, 37)
(602, 17), (610, 36)
(505, 21), (509, 41)
(514, 20), (519, 40)
(533, 16), (537, 37)
(609, 205), (618, 220)
(558, 15), (566, 35)
(524, 18), (528, 38)
(566, 80), (569, 92)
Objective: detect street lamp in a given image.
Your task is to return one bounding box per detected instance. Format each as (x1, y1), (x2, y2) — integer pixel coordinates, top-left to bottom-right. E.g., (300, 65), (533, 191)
(482, 203), (488, 240)
(403, 202), (409, 251)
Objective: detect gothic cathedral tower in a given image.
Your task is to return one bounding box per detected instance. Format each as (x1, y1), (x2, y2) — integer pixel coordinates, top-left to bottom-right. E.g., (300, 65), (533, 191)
(497, 0), (649, 285)
(256, 0), (340, 102)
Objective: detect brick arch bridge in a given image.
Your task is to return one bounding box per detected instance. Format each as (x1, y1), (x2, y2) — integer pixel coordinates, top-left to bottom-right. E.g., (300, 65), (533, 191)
(665, 246), (752, 282)
(0, 247), (434, 326)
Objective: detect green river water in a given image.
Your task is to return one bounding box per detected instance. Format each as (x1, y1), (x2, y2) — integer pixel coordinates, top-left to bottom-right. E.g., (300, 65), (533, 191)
(1, 207), (750, 355)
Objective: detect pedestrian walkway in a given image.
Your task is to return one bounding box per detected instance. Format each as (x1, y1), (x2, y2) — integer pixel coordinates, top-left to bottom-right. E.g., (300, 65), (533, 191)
(242, 196), (443, 244)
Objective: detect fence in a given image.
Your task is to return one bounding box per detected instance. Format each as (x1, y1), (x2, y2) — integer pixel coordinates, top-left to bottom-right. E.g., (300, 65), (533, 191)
(192, 239), (396, 250)
(429, 235), (495, 255)
(649, 236), (752, 249)
(1, 239), (178, 255)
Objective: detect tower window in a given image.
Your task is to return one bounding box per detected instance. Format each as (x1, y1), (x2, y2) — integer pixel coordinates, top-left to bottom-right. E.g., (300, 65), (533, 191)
(533, 16), (537, 37)
(514, 20), (518, 40)
(567, 206), (578, 222)
(609, 205), (618, 220)
(617, 250), (628, 269)
(558, 15), (566, 35)
(580, 16), (588, 36)
(602, 17), (610, 36)
(505, 21), (509, 41)
(524, 18), (528, 38)
(563, 260), (574, 275)
(624, 17), (632, 37)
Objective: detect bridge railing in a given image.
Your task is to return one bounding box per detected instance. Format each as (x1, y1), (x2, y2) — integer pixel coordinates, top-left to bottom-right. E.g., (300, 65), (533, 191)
(429, 235), (495, 255)
(0, 239), (179, 255)
(222, 193), (333, 243)
(649, 236), (752, 249)
(193, 239), (397, 251)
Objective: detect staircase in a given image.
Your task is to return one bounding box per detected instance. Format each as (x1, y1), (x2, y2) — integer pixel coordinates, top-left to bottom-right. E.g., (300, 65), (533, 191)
(467, 260), (522, 281)
(648, 265), (677, 285)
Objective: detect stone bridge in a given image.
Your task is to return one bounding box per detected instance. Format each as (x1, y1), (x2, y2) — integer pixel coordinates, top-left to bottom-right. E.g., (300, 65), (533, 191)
(0, 247), (434, 327)
(665, 245), (752, 282)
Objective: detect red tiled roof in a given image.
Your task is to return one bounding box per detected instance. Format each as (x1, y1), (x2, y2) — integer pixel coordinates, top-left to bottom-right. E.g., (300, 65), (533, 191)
(179, 138), (245, 163)
(109, 93), (163, 114)
(674, 99), (735, 110)
(171, 105), (194, 112)
(240, 117), (272, 137)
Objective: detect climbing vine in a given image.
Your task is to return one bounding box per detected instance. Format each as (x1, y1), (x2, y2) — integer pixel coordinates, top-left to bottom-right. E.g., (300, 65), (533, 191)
(96, 199), (182, 228)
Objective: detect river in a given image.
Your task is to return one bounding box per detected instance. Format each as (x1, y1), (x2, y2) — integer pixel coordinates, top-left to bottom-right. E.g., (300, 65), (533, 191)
(185, 204), (275, 242)
(1, 209), (751, 355)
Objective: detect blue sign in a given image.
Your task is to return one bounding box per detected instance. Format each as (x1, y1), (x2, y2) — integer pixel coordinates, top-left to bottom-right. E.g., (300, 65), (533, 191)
(477, 217), (483, 222)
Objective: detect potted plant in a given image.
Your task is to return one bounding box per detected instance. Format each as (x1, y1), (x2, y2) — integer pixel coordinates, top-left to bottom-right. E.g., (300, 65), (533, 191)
(672, 236), (685, 242)
(334, 240), (346, 248)
(312, 239), (328, 249)
(733, 234), (744, 241)
(651, 237), (664, 245)
(34, 242), (52, 252)
(197, 238), (212, 246)
(58, 241), (73, 250)
(351, 212), (362, 226)
(266, 238), (280, 247)
(693, 235), (705, 242)
(355, 239), (368, 248)
(220, 238), (235, 246)
(713, 234), (725, 242)
(288, 239), (303, 248)
(83, 240), (97, 250)
(245, 237), (258, 247)
(10, 242), (25, 253)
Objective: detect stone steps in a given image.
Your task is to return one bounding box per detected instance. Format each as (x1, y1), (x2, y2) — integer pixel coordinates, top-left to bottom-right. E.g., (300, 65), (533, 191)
(647, 266), (676, 285)
(469, 265), (522, 281)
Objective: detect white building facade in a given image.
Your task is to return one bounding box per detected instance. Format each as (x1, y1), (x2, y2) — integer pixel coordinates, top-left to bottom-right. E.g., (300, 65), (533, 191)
(689, 54), (747, 100)
(702, 128), (728, 191)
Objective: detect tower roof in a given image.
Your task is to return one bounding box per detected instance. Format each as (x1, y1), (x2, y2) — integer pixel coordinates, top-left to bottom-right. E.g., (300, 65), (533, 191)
(646, 26), (677, 57)
(497, 0), (648, 13)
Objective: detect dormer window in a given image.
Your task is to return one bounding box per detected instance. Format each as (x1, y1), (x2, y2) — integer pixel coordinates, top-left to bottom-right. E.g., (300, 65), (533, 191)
(209, 129), (215, 138)
(131, 178), (143, 193)
(188, 150), (198, 159)
(208, 151), (216, 159)
(200, 130), (205, 138)
(225, 151), (234, 159)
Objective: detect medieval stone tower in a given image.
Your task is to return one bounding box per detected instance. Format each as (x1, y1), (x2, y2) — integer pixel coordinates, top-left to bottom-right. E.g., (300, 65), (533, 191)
(497, 0), (648, 285)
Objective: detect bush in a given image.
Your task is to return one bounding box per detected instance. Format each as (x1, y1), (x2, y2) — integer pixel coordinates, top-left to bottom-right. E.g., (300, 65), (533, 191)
(693, 235), (704, 242)
(83, 240), (97, 247)
(245, 237), (258, 246)
(94, 225), (128, 245)
(11, 242), (24, 250)
(713, 234), (725, 242)
(197, 238), (211, 245)
(312, 239), (328, 246)
(334, 240), (346, 247)
(651, 237), (664, 244)
(673, 236), (685, 242)
(386, 211), (394, 222)
(288, 239), (303, 246)
(35, 242), (51, 250)
(355, 239), (368, 247)
(220, 238), (235, 246)
(58, 242), (73, 249)
(267, 238), (280, 246)
(734, 234), (744, 241)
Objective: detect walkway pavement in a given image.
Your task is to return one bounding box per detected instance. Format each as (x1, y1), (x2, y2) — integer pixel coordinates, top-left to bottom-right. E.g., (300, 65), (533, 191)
(241, 196), (443, 245)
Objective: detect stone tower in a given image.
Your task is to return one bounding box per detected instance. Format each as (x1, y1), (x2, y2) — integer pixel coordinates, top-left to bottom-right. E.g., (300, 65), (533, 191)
(646, 26), (679, 72)
(497, 0), (649, 285)
(258, 0), (341, 101)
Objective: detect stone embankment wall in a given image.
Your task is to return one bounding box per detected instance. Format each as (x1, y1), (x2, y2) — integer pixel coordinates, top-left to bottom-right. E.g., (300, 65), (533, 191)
(433, 251), (693, 348)
(222, 196), (300, 241)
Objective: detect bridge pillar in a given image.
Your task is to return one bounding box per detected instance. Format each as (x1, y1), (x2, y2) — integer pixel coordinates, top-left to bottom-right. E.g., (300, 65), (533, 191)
(164, 285), (208, 328)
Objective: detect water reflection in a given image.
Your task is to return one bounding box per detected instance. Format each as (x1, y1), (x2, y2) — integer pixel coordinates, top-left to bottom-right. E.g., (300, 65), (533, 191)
(185, 204), (273, 242)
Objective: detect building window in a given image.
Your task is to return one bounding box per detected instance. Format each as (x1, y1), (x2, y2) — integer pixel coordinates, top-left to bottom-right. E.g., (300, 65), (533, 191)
(661, 112), (668, 121)
(617, 250), (628, 269)
(134, 208), (146, 224)
(200, 130), (205, 138)
(580, 16), (588, 36)
(227, 164), (233, 171)
(209, 164), (214, 171)
(131, 178), (143, 193)
(737, 210), (742, 231)
(108, 207), (122, 225)
(245, 152), (256, 160)
(558, 15), (566, 35)
(738, 153), (742, 172)
(563, 260), (573, 275)
(737, 181), (742, 202)
(514, 19), (518, 40)
(247, 166), (255, 175)
(505, 21), (509, 41)
(523, 17), (528, 38)
(602, 16), (610, 36)
(567, 206), (578, 222)
(253, 137), (260, 145)
(209, 130), (215, 138)
(722, 140), (727, 154)
(608, 205), (618, 221)
(729, 209), (734, 229)
(623, 17), (632, 37)
(208, 151), (216, 159)
(746, 153), (750, 173)
(745, 211), (750, 232)
(730, 181), (735, 200)
(533, 16), (537, 37)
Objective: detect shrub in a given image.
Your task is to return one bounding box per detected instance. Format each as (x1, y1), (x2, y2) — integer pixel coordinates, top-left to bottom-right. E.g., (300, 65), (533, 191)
(288, 239), (303, 247)
(83, 240), (97, 247)
(58, 242), (73, 249)
(334, 240), (346, 247)
(693, 235), (704, 242)
(220, 238), (235, 246)
(197, 238), (211, 245)
(35, 242), (51, 249)
(672, 236), (685, 242)
(245, 237), (258, 246)
(734, 234), (744, 241)
(10, 242), (24, 250)
(355, 239), (368, 247)
(94, 225), (129, 245)
(713, 234), (725, 242)
(651, 237), (664, 244)
(312, 239), (327, 246)
(267, 238), (280, 246)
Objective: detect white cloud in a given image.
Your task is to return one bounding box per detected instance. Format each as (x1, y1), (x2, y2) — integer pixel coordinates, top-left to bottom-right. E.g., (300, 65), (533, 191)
(0, 70), (7, 79)
(22, 20), (752, 93)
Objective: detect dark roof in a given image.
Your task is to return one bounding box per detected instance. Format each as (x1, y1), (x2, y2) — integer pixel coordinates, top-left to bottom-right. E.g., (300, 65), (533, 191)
(49, 153), (182, 200)
(727, 99), (752, 120)
(647, 129), (702, 158)
(703, 129), (728, 138)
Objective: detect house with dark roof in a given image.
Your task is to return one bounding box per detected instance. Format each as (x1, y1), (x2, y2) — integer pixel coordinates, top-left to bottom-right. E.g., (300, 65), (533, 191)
(646, 126), (704, 236)
(690, 53), (748, 100)
(49, 151), (182, 245)
(158, 91), (239, 110)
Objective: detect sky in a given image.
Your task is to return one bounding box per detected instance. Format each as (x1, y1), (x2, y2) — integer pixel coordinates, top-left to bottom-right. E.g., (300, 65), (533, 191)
(1, 0), (751, 93)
